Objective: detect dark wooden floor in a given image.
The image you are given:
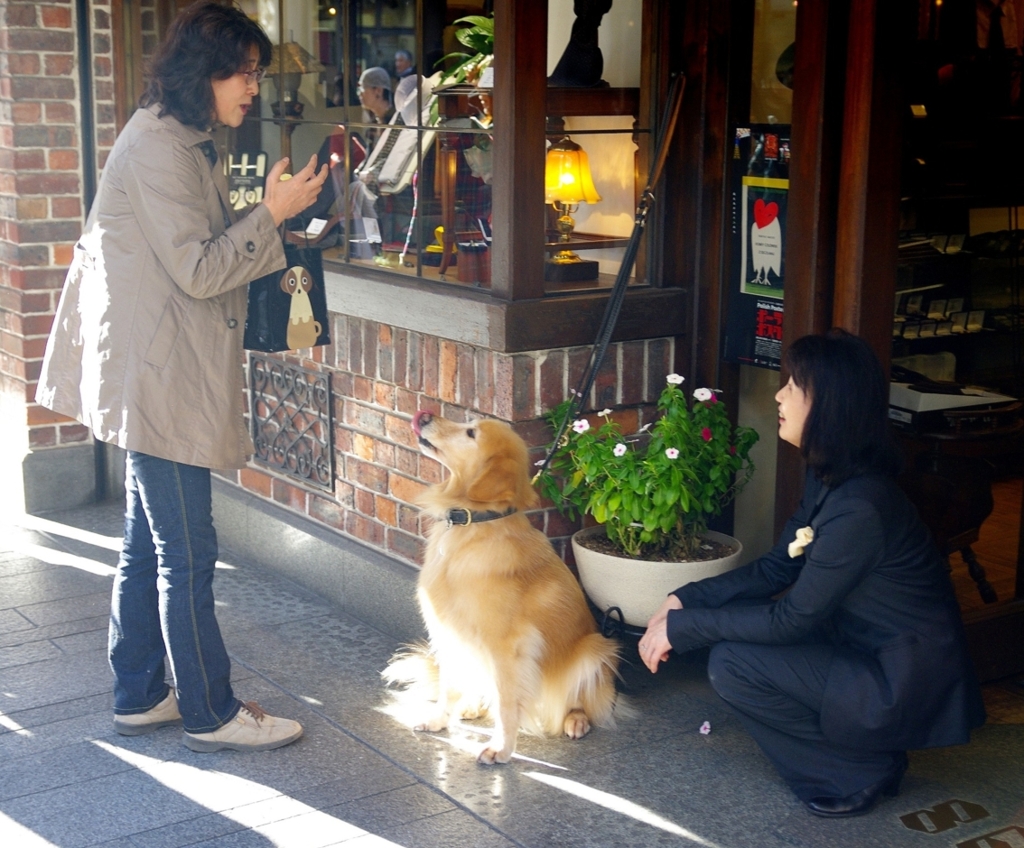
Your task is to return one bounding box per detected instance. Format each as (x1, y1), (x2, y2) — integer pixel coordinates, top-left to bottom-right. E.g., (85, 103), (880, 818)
(958, 476), (1024, 722)
(957, 477), (1021, 613)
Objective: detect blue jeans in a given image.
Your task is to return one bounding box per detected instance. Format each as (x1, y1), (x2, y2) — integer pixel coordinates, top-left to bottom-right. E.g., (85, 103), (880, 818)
(109, 451), (240, 732)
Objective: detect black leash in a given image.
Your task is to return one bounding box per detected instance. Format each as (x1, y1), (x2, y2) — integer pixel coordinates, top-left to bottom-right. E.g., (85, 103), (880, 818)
(534, 73), (686, 482)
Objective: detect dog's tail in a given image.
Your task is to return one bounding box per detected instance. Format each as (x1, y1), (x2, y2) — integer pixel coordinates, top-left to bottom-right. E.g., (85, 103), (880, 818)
(574, 632), (622, 730)
(533, 632), (621, 736)
(382, 640), (440, 701)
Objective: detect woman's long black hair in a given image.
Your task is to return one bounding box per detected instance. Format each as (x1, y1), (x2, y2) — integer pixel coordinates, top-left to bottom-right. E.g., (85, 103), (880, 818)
(785, 328), (902, 486)
(141, 1), (272, 130)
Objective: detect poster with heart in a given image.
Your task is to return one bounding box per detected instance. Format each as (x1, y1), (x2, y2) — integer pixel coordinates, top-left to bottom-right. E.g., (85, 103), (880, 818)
(724, 126), (791, 370)
(741, 176), (788, 296)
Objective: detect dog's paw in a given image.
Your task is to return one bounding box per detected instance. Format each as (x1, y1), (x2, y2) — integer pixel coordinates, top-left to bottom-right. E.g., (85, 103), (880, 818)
(563, 709), (592, 739)
(413, 711), (449, 733)
(457, 698), (487, 720)
(477, 745), (513, 765)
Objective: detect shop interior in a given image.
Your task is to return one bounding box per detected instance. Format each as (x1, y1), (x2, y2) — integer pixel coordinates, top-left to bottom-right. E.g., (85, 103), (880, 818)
(892, 0), (1024, 619)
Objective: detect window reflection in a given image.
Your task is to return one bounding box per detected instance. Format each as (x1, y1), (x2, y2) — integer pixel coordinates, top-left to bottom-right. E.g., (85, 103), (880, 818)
(235, 0), (494, 285)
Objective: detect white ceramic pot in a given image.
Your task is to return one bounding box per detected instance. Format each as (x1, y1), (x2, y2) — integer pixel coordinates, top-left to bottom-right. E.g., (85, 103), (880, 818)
(571, 526), (743, 628)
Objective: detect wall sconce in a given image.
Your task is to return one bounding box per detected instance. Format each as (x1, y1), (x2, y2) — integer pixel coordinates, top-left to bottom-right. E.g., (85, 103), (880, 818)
(266, 42), (325, 161)
(545, 137), (602, 282)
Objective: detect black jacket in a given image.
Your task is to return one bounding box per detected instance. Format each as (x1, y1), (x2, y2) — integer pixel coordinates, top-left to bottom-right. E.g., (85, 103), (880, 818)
(668, 470), (986, 751)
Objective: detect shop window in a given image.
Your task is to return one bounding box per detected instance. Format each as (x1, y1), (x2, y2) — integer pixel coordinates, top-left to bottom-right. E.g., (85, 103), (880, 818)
(231, 0), (665, 301)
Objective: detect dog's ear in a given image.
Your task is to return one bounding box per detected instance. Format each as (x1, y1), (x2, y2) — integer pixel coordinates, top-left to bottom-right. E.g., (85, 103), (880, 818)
(466, 455), (539, 510)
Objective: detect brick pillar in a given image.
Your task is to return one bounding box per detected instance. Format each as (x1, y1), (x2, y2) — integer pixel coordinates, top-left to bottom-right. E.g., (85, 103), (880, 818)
(0, 1), (90, 511)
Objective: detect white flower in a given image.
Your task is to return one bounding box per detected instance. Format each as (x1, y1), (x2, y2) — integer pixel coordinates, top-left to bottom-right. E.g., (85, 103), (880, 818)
(699, 721), (712, 736)
(598, 408), (613, 417)
(693, 387), (713, 402)
(571, 419), (590, 434)
(666, 373), (685, 385)
(665, 448), (679, 459)
(534, 459), (545, 466)
(613, 443), (627, 457)
(639, 422), (652, 433)
(788, 526), (814, 558)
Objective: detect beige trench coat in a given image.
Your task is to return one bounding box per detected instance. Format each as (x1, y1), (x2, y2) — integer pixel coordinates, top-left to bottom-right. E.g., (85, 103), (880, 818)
(36, 105), (287, 470)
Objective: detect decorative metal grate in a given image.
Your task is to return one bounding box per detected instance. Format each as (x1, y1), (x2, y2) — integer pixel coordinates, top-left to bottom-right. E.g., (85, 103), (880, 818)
(248, 353), (334, 491)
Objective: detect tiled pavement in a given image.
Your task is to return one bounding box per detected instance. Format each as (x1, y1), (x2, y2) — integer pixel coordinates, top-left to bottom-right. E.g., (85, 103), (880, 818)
(2, 500), (1023, 848)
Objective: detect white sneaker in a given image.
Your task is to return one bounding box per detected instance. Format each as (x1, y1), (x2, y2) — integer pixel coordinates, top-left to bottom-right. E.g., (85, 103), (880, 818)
(114, 689), (182, 736)
(183, 701), (303, 752)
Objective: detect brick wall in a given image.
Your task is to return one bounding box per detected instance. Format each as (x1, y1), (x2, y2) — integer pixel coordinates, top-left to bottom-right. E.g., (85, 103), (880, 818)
(0, 0), (85, 458)
(91, 1), (116, 171)
(228, 320), (675, 568)
(0, 1), (117, 473)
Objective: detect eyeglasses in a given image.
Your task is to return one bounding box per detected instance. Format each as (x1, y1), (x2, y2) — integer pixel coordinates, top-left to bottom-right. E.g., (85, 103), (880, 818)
(240, 67), (267, 85)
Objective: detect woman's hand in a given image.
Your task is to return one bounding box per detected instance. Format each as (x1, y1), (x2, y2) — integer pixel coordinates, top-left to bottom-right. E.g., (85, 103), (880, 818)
(261, 154), (329, 227)
(638, 594), (682, 673)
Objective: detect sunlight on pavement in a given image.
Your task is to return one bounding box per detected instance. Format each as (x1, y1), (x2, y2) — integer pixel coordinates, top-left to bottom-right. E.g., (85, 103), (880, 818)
(0, 813), (60, 846)
(93, 740), (407, 847)
(16, 543), (116, 577)
(524, 771), (726, 846)
(376, 701), (569, 772)
(0, 710), (32, 737)
(10, 520), (235, 573)
(16, 515), (122, 551)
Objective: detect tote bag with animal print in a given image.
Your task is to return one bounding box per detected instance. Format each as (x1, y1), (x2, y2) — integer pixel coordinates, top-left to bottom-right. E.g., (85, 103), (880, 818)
(243, 243), (330, 352)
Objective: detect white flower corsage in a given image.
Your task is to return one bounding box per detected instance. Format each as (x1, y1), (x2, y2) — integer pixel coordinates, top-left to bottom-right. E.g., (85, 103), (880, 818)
(788, 526), (814, 558)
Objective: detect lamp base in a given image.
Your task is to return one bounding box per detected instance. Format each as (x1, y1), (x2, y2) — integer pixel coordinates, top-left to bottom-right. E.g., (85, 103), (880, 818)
(545, 256), (599, 282)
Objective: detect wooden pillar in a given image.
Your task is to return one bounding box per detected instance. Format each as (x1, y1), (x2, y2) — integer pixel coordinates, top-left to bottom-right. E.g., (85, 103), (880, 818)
(774, 0), (848, 532)
(491, 0), (547, 300)
(831, 0), (905, 361)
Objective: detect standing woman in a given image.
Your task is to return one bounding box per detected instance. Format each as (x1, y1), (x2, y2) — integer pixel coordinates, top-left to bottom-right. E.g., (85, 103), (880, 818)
(638, 329), (985, 816)
(36, 2), (327, 752)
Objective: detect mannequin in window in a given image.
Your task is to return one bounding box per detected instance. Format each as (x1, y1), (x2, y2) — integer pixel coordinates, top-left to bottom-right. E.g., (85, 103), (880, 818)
(548, 0), (613, 88)
(356, 66), (394, 148)
(394, 50), (419, 113)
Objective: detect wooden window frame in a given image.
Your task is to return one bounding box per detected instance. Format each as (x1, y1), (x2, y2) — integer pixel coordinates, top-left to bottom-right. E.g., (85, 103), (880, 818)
(308, 0), (686, 353)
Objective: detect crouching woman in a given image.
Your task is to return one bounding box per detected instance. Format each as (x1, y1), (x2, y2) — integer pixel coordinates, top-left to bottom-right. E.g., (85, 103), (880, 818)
(638, 329), (985, 817)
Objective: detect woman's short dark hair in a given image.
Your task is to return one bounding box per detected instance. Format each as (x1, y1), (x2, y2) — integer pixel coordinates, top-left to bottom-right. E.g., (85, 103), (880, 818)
(784, 328), (902, 485)
(141, 2), (272, 130)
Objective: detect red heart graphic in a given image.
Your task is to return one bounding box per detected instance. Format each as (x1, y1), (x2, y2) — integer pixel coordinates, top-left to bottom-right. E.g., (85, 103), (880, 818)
(753, 198), (778, 230)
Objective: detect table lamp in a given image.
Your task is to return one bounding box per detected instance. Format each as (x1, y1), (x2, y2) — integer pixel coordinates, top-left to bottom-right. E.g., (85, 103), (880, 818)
(545, 137), (601, 281)
(266, 42), (325, 161)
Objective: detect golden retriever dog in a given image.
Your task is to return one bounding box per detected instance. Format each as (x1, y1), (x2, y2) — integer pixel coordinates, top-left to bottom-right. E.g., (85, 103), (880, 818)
(386, 411), (619, 764)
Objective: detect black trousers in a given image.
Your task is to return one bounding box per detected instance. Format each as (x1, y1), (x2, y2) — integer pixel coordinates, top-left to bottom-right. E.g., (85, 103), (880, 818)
(707, 640), (906, 802)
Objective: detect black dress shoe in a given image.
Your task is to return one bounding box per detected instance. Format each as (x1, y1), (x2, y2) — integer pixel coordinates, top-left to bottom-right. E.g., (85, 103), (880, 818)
(804, 758), (907, 819)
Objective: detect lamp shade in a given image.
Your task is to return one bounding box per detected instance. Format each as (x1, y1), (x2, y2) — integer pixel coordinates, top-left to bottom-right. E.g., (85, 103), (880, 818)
(545, 138), (601, 205)
(266, 42), (326, 75)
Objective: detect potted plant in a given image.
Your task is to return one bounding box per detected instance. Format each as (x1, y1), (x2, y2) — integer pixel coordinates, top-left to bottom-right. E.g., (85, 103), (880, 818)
(430, 15), (495, 126)
(437, 14), (494, 87)
(537, 374), (759, 626)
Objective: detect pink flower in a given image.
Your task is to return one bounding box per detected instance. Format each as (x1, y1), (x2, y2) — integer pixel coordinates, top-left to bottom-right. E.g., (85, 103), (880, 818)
(572, 419), (590, 434)
(729, 445), (736, 455)
(613, 443), (627, 457)
(665, 448), (679, 459)
(701, 427), (713, 442)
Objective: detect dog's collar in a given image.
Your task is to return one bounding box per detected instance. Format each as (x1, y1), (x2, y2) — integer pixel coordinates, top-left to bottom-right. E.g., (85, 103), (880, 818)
(445, 506), (517, 528)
